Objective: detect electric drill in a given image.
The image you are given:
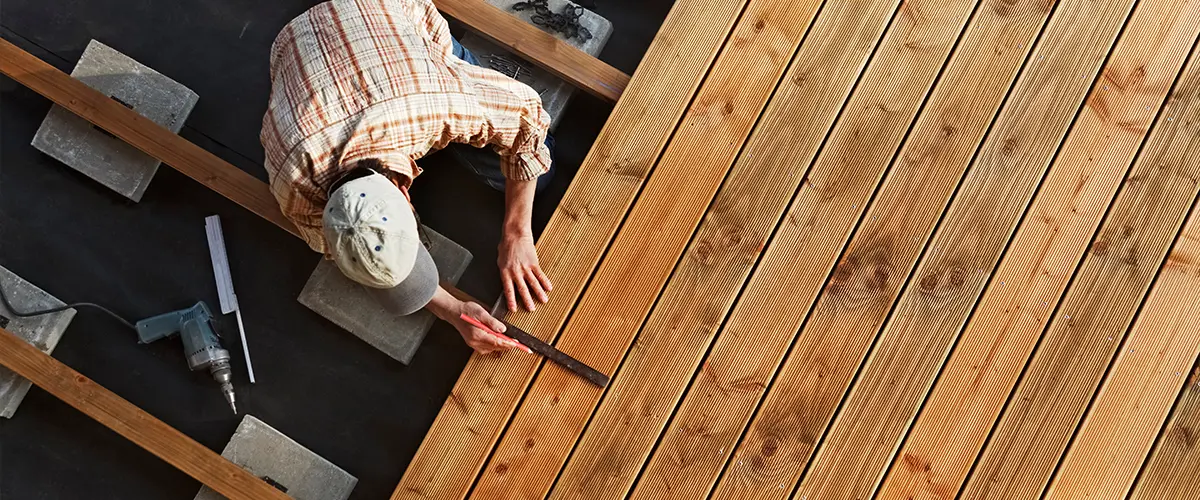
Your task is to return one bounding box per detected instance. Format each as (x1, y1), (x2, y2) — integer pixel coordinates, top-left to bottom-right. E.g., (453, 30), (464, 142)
(135, 302), (237, 413)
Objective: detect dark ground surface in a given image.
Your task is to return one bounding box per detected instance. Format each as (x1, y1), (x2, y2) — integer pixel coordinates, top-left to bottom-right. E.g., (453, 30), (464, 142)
(0, 1), (670, 498)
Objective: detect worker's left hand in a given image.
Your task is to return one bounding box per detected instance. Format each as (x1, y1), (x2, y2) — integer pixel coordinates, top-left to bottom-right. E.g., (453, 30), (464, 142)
(498, 231), (552, 312)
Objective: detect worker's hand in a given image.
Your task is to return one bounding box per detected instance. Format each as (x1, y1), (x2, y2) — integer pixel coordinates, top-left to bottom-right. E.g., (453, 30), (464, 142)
(498, 231), (553, 312)
(451, 300), (518, 355)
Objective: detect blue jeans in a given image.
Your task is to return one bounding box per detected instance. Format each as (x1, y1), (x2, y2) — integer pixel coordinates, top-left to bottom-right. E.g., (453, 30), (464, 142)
(448, 38), (555, 193)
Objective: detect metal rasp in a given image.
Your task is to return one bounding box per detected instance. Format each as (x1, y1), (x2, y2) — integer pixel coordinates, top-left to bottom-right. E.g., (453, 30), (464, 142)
(444, 282), (609, 387)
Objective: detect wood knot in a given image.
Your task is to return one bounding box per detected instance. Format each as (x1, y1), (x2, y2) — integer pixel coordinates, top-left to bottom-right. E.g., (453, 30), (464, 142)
(693, 241), (714, 264)
(942, 124), (957, 137)
(1000, 137), (1018, 156)
(792, 71), (808, 87)
(920, 271), (940, 292)
(1091, 239), (1109, 256)
(947, 266), (966, 288)
(494, 463), (509, 474)
(721, 227), (743, 248)
(524, 438), (536, 450)
(75, 375), (89, 384)
(1176, 425), (1197, 448)
(723, 101), (735, 115)
(1124, 247), (1138, 267)
(754, 19), (765, 31)
(761, 438), (778, 457)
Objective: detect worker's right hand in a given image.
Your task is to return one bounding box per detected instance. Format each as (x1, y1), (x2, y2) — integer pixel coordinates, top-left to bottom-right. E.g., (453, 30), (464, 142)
(451, 300), (518, 355)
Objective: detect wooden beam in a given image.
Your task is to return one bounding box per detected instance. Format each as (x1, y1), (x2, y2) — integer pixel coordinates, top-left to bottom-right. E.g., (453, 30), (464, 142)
(782, 0), (1138, 497)
(547, 0), (980, 497)
(434, 0), (629, 102)
(960, 20), (1200, 497)
(392, 0), (753, 498)
(0, 327), (289, 500)
(0, 37), (299, 240)
(879, 3), (1200, 498)
(1129, 360), (1200, 500)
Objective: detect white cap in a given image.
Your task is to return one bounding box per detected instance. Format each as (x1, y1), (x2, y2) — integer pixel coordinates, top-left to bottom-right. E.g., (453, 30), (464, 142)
(323, 173), (424, 289)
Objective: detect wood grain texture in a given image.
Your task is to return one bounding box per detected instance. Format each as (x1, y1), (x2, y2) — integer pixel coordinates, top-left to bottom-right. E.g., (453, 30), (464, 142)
(700, 1), (1058, 498)
(546, 0), (975, 497)
(467, 0), (851, 495)
(1047, 94), (1200, 498)
(0, 37), (300, 239)
(433, 0), (629, 101)
(1131, 361), (1200, 500)
(879, 2), (1200, 498)
(961, 20), (1200, 498)
(618, 0), (996, 498)
(0, 327), (289, 500)
(393, 1), (752, 498)
(785, 0), (1138, 498)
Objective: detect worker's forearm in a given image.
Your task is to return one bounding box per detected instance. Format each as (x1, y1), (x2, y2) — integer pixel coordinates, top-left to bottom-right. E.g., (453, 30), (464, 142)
(503, 177), (537, 237)
(425, 286), (461, 322)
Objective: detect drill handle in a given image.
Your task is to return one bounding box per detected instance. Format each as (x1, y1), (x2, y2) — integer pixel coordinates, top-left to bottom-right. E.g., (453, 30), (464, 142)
(135, 302), (212, 344)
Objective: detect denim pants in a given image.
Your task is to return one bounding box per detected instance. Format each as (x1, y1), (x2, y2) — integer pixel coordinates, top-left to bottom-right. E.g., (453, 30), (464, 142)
(447, 37), (555, 193)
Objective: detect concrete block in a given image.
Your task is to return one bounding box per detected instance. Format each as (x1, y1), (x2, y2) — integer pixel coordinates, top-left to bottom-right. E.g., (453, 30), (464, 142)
(458, 0), (612, 129)
(298, 226), (472, 364)
(195, 415), (356, 500)
(0, 266), (76, 418)
(32, 39), (199, 202)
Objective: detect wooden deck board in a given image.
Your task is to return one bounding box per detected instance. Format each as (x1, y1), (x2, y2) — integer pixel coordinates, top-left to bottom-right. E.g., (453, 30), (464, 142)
(538, 0), (829, 496)
(401, 0), (1200, 497)
(789, 0), (1138, 497)
(1047, 75), (1200, 496)
(468, 0), (888, 496)
(877, 2), (1200, 498)
(702, 0), (1062, 497)
(1131, 359), (1200, 500)
(390, 1), (752, 498)
(954, 3), (1200, 497)
(547, 0), (982, 497)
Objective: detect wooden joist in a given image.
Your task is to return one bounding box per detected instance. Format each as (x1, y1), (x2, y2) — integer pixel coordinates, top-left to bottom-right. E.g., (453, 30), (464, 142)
(0, 327), (289, 500)
(0, 37), (298, 239)
(393, 0), (754, 497)
(434, 0), (629, 101)
(880, 2), (1200, 498)
(788, 0), (1140, 497)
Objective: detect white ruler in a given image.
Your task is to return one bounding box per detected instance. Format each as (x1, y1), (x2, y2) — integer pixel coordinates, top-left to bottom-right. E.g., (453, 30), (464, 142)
(205, 215), (256, 383)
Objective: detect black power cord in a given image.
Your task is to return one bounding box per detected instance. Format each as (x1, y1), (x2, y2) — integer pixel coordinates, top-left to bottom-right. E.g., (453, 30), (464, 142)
(0, 282), (137, 331)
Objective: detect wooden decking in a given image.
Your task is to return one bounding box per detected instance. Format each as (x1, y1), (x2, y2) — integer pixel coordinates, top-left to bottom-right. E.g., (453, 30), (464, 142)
(397, 0), (1200, 499)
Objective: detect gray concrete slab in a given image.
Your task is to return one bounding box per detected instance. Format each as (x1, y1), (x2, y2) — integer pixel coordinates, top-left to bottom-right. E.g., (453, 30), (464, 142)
(195, 415), (356, 500)
(298, 226), (472, 364)
(31, 39), (198, 201)
(458, 0), (612, 129)
(0, 266), (76, 418)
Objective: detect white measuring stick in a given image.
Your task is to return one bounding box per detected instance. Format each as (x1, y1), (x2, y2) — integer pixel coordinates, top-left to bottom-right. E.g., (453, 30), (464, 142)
(205, 215), (256, 383)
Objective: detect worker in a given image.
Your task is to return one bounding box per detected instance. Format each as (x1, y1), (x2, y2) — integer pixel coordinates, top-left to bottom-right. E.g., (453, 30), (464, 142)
(262, 0), (554, 354)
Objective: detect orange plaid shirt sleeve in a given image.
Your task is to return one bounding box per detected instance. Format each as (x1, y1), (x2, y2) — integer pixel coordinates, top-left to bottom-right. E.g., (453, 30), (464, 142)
(261, 0), (552, 253)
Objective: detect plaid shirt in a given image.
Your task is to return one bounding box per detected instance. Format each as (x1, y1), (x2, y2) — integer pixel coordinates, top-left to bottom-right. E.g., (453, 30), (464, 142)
(262, 0), (552, 252)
